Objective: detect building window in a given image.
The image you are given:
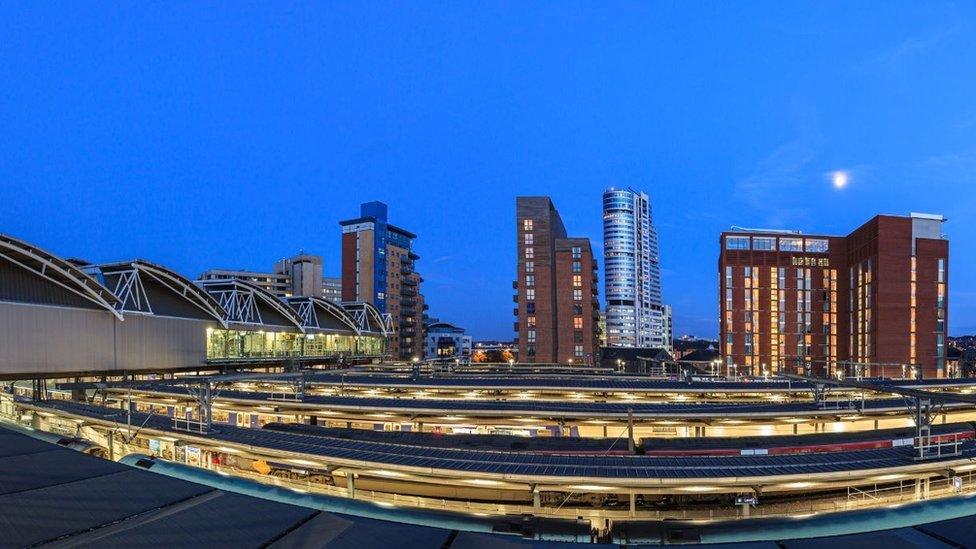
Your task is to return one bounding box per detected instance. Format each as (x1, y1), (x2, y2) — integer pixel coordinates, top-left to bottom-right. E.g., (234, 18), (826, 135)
(573, 289), (582, 301)
(523, 219), (533, 231)
(572, 261), (581, 273)
(525, 261), (534, 273)
(524, 233), (533, 245)
(938, 258), (946, 283)
(572, 275), (582, 287)
(574, 345), (584, 357)
(527, 316), (536, 328)
(753, 237), (776, 251)
(573, 304), (583, 315)
(572, 247), (581, 259)
(525, 247), (534, 259)
(527, 302), (535, 314)
(779, 237), (803, 252)
(525, 289), (535, 300)
(573, 316), (583, 329)
(525, 275), (535, 286)
(527, 330), (536, 343)
(805, 239), (829, 253)
(725, 236), (750, 250)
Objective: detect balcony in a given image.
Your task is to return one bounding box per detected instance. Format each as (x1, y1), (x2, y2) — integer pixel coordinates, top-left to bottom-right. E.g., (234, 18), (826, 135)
(512, 280), (518, 290)
(401, 287), (418, 298)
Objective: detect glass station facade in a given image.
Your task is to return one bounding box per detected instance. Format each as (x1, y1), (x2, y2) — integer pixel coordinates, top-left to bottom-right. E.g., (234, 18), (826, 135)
(206, 328), (388, 360)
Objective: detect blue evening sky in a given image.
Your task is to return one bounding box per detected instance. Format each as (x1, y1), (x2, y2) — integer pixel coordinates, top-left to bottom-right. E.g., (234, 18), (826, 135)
(2, 3), (975, 339)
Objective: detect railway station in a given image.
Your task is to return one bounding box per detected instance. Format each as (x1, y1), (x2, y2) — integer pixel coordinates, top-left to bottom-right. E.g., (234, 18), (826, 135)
(3, 230), (976, 545)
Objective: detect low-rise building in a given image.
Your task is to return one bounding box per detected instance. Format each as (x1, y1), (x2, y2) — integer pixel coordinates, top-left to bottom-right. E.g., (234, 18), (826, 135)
(425, 321), (472, 360)
(200, 253), (338, 301)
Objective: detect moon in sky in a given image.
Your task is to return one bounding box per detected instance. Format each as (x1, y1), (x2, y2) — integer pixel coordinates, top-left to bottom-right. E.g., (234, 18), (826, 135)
(832, 170), (849, 189)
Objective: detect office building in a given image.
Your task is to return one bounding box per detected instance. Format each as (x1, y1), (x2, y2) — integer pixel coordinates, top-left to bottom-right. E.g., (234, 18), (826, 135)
(602, 188), (671, 353)
(200, 253), (335, 300)
(341, 201), (425, 361)
(719, 213), (948, 378)
(198, 268), (291, 297)
(275, 253), (322, 298)
(425, 321), (473, 360)
(322, 276), (342, 303)
(514, 197), (600, 364)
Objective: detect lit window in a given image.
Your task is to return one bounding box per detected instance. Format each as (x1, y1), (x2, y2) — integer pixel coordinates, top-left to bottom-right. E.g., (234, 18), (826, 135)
(525, 261), (534, 273)
(573, 289), (582, 301)
(805, 239), (829, 253)
(572, 247), (582, 259)
(574, 345), (584, 357)
(525, 247), (534, 259)
(527, 330), (536, 343)
(526, 289), (535, 300)
(527, 316), (536, 328)
(573, 316), (583, 329)
(572, 275), (582, 287)
(523, 219), (534, 231)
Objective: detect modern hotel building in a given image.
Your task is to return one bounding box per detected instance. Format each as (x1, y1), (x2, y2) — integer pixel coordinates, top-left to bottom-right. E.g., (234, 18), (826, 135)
(719, 213), (948, 378)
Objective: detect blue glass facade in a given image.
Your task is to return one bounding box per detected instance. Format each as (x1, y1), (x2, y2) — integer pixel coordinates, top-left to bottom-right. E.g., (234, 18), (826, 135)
(361, 201), (389, 313)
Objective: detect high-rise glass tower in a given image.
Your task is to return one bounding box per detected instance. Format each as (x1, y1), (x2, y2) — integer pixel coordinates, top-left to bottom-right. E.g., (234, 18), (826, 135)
(603, 188), (669, 351)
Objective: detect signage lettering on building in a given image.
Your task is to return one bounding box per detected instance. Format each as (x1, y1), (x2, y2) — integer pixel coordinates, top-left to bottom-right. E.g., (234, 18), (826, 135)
(791, 257), (830, 267)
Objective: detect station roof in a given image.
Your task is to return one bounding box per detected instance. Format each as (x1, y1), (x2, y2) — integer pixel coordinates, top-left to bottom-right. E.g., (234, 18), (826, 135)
(88, 383), (976, 420)
(24, 400), (976, 483)
(0, 232), (122, 319)
(89, 259), (229, 326)
(341, 301), (391, 336)
(296, 372), (976, 394)
(5, 421), (976, 547)
(286, 296), (361, 335)
(0, 423), (551, 548)
(197, 278), (306, 331)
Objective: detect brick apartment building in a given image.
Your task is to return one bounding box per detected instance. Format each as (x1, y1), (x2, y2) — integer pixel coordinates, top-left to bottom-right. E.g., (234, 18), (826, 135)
(719, 213), (948, 378)
(514, 197), (600, 364)
(341, 201), (425, 361)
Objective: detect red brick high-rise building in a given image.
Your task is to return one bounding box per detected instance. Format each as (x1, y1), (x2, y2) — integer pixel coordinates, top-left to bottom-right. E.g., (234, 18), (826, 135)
(719, 213), (948, 379)
(515, 197), (600, 364)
